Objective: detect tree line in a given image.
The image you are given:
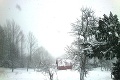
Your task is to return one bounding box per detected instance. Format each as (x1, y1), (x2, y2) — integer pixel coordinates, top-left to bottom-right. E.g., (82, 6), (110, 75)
(0, 20), (54, 72)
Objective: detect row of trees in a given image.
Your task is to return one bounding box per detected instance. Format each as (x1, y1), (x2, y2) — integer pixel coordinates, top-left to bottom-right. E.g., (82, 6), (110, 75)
(0, 20), (54, 72)
(66, 7), (120, 80)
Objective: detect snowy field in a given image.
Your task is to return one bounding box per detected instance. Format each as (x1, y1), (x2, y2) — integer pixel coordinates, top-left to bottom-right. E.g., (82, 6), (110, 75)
(0, 67), (112, 80)
(0, 68), (49, 80)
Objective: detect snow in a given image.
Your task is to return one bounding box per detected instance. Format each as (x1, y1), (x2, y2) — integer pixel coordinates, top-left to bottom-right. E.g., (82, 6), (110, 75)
(115, 32), (119, 37)
(54, 68), (112, 80)
(54, 70), (79, 80)
(84, 68), (112, 80)
(0, 68), (49, 80)
(0, 67), (112, 80)
(57, 59), (72, 66)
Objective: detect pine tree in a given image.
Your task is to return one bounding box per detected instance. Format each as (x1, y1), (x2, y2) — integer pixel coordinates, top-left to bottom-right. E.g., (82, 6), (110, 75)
(92, 12), (120, 80)
(112, 59), (120, 80)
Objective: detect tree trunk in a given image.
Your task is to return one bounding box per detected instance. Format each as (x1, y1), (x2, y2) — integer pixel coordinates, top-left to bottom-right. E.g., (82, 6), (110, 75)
(27, 60), (29, 72)
(12, 59), (14, 72)
(80, 68), (84, 80)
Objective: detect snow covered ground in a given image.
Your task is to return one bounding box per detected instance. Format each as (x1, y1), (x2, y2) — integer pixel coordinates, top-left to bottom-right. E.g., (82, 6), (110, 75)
(84, 68), (112, 80)
(0, 68), (49, 80)
(0, 67), (112, 80)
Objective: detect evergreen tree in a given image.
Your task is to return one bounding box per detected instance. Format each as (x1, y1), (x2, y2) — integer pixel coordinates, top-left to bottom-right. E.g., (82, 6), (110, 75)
(112, 59), (120, 80)
(92, 12), (120, 80)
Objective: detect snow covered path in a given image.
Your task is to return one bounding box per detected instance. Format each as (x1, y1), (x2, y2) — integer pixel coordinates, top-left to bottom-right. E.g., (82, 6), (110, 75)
(54, 70), (80, 80)
(0, 67), (112, 80)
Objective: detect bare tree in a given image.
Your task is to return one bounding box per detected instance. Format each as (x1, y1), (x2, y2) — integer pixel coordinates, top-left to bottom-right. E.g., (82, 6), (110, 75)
(19, 31), (25, 68)
(4, 20), (23, 72)
(38, 47), (54, 80)
(70, 7), (97, 80)
(0, 26), (5, 66)
(27, 32), (38, 71)
(33, 47), (54, 72)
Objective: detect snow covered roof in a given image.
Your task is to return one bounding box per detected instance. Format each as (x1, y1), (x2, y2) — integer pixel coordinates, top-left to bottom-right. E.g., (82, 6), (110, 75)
(57, 59), (73, 66)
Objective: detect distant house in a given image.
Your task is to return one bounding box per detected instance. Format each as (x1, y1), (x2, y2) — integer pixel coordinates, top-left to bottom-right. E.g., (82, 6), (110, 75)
(56, 58), (73, 70)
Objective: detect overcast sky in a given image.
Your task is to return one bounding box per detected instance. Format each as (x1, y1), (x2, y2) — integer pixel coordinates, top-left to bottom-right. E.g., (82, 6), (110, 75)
(0, 0), (120, 58)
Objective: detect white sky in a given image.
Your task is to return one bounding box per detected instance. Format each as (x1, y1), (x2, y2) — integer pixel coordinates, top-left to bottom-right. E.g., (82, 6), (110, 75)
(0, 0), (120, 58)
